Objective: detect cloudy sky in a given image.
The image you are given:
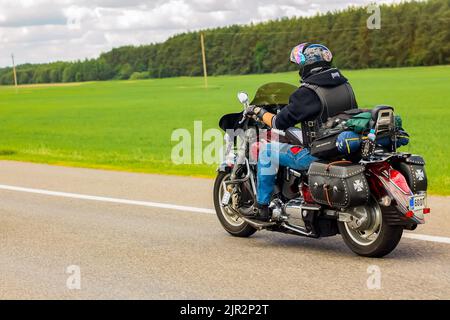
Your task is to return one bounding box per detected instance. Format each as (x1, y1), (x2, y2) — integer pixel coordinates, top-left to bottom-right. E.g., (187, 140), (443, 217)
(0, 0), (399, 67)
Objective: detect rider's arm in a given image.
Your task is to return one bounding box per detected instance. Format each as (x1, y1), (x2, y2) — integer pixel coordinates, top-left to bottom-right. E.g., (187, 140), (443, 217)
(272, 87), (322, 130)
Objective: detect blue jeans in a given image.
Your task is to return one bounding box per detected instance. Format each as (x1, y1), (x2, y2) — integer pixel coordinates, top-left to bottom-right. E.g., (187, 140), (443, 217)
(257, 143), (318, 205)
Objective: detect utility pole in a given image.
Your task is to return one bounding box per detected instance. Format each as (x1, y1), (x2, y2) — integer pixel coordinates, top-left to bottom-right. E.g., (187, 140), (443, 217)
(11, 54), (18, 87)
(200, 33), (208, 89)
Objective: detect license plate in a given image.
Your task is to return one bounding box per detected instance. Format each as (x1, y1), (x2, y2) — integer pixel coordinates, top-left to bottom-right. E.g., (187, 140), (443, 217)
(221, 191), (231, 206)
(409, 195), (426, 211)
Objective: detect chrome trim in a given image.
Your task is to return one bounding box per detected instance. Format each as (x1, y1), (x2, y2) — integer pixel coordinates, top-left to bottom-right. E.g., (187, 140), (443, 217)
(239, 216), (277, 230)
(222, 158), (252, 190)
(289, 169), (302, 178)
(281, 222), (316, 237)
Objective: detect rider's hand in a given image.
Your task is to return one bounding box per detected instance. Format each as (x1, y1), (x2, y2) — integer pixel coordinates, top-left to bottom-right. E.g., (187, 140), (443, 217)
(245, 105), (259, 116)
(245, 105), (267, 120)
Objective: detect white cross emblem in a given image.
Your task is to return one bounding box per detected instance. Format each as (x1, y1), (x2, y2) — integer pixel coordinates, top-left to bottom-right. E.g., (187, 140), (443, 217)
(415, 169), (425, 181)
(353, 180), (364, 192)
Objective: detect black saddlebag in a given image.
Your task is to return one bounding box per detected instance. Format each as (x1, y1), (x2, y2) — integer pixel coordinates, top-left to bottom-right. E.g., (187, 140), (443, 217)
(394, 155), (427, 193)
(309, 132), (341, 159)
(308, 161), (370, 209)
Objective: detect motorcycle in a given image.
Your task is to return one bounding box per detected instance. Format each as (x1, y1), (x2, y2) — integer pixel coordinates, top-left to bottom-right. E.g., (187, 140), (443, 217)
(213, 82), (430, 257)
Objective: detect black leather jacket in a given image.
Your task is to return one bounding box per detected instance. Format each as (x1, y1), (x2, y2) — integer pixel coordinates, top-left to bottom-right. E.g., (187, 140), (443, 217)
(272, 68), (350, 130)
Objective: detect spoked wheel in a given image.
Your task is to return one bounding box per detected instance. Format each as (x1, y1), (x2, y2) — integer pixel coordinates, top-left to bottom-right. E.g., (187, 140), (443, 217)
(338, 197), (403, 258)
(213, 172), (257, 237)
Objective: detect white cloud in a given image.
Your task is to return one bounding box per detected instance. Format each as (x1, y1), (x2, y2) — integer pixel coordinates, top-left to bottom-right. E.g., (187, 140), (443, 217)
(0, 0), (401, 67)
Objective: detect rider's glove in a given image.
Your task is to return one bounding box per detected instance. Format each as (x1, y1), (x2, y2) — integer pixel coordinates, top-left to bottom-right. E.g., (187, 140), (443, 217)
(245, 105), (267, 121)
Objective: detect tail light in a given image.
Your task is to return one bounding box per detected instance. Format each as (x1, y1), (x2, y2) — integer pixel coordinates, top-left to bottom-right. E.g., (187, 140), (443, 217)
(405, 211), (414, 218)
(301, 184), (315, 204)
(423, 208), (431, 214)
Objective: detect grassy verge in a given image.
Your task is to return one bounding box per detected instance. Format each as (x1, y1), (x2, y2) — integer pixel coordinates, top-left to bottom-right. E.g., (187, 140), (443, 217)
(0, 65), (449, 194)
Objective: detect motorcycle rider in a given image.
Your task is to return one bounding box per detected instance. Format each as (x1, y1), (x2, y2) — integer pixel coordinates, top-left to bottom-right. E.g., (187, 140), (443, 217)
(245, 43), (357, 221)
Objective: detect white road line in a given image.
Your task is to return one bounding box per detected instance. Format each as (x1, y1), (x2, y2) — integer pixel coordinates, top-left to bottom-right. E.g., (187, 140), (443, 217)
(0, 183), (449, 245)
(0, 184), (215, 215)
(403, 233), (450, 244)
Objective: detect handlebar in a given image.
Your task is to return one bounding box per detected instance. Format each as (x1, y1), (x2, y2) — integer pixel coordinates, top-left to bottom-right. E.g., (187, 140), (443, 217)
(238, 110), (286, 137)
(238, 111), (248, 125)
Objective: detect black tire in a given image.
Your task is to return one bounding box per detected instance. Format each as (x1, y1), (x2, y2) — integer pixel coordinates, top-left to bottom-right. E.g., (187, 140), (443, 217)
(338, 207), (403, 258)
(213, 172), (257, 238)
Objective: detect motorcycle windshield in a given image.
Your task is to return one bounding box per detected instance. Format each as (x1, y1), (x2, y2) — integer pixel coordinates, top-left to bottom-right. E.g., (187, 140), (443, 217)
(250, 82), (298, 107)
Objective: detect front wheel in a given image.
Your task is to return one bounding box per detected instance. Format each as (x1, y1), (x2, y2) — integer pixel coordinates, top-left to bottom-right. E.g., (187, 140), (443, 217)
(338, 199), (403, 258)
(213, 172), (257, 238)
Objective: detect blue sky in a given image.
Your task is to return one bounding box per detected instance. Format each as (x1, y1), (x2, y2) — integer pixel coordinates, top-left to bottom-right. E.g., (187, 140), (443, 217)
(0, 0), (400, 67)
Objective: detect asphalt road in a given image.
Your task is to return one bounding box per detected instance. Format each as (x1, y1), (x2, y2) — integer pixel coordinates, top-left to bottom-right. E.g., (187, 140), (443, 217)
(0, 161), (449, 300)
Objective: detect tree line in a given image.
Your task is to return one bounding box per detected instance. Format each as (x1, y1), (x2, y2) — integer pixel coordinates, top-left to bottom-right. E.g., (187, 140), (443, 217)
(0, 0), (448, 85)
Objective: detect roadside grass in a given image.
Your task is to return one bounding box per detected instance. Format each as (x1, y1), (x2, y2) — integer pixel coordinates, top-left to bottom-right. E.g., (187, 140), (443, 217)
(0, 65), (448, 194)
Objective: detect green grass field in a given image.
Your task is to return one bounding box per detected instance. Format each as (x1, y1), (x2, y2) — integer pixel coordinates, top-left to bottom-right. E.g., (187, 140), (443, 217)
(0, 66), (449, 194)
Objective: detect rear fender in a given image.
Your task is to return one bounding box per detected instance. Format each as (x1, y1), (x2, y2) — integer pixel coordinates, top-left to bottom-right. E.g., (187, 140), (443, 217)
(367, 162), (425, 224)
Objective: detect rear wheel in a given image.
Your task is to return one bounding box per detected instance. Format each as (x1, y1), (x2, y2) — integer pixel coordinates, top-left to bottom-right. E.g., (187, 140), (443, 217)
(213, 172), (257, 238)
(338, 198), (403, 258)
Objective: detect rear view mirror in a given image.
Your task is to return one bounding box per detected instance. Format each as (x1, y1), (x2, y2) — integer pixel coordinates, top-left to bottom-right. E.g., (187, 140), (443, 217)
(237, 92), (249, 106)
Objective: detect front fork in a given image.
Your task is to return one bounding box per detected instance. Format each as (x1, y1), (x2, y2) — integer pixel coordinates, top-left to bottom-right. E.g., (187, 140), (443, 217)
(220, 130), (258, 206)
(221, 159), (257, 207)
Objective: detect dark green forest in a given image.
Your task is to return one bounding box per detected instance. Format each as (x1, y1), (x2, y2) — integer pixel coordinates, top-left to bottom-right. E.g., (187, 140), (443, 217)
(0, 0), (449, 85)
